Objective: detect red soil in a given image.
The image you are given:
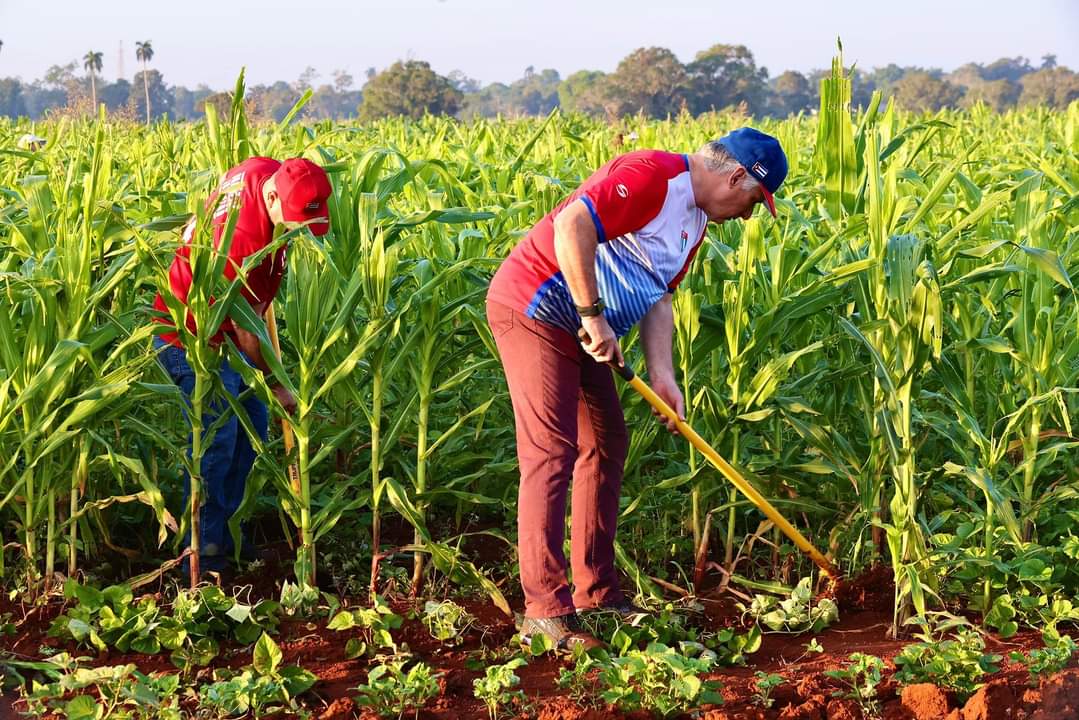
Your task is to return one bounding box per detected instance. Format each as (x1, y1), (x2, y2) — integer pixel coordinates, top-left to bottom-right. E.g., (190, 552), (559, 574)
(899, 683), (951, 720)
(1, 566), (1076, 719)
(830, 564), (895, 614)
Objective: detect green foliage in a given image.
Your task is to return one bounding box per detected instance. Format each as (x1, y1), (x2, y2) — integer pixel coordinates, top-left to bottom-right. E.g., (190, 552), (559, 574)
(1009, 628), (1078, 683)
(688, 44), (770, 114)
(360, 60), (462, 121)
(937, 520), (1079, 632)
(752, 671), (785, 708)
(893, 71), (964, 112)
(892, 616), (1001, 700)
(279, 581), (321, 617)
(592, 642), (724, 717)
(473, 657), (528, 720)
(556, 648), (606, 708)
(524, 630), (556, 657)
(200, 634), (317, 719)
(354, 659), (440, 720)
(7, 44), (1079, 122)
(584, 603), (761, 666)
(22, 664), (182, 720)
(19, 638), (316, 720)
(422, 599), (475, 645)
(47, 581), (280, 672)
(326, 595), (403, 659)
(825, 653), (886, 718)
(604, 47), (691, 117)
(2, 650), (64, 692)
(739, 577), (839, 633)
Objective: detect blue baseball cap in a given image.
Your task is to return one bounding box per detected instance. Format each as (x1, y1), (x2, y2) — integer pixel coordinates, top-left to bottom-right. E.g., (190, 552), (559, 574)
(716, 128), (788, 217)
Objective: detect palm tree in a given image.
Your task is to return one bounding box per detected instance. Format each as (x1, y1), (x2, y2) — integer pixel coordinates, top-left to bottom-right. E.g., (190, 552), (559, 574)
(136, 41), (154, 124)
(83, 50), (103, 110)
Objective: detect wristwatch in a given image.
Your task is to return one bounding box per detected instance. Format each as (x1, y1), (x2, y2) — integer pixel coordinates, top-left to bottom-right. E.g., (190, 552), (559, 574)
(576, 298), (606, 317)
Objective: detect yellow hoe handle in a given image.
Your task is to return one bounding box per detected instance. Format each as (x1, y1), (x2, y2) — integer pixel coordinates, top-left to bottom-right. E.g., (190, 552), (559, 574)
(579, 329), (840, 580)
(265, 304), (302, 498)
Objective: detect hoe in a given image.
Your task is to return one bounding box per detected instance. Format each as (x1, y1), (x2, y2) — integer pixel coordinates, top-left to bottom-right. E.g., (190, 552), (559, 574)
(580, 330), (841, 581)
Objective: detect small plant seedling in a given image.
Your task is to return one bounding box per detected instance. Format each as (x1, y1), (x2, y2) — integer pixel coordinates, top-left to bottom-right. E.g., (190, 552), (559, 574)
(327, 594), (403, 658)
(739, 577), (839, 634)
(354, 660), (440, 720)
(1010, 627), (1078, 683)
(473, 657), (528, 720)
(790, 637), (825, 663)
(893, 615), (1000, 700)
(279, 581), (321, 617)
(465, 643), (520, 670)
(825, 653), (885, 718)
(581, 601), (761, 666)
(556, 646), (609, 708)
(46, 580), (282, 676)
(21, 663), (183, 720)
(512, 628), (556, 657)
(595, 642), (724, 718)
(422, 599), (475, 645)
(752, 671), (784, 708)
(200, 633), (318, 718)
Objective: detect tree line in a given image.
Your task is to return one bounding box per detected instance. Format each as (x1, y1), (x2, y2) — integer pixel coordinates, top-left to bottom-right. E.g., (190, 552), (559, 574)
(0, 41), (1075, 122)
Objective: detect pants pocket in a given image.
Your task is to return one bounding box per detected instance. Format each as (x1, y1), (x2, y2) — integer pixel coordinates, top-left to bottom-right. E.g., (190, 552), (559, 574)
(487, 302), (515, 338)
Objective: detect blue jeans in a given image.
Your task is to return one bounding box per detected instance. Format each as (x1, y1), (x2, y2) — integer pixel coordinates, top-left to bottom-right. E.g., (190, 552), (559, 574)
(154, 338), (268, 566)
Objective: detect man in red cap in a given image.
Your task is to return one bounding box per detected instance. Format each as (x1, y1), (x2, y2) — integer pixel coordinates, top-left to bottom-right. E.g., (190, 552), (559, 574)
(487, 128), (787, 650)
(153, 156), (332, 573)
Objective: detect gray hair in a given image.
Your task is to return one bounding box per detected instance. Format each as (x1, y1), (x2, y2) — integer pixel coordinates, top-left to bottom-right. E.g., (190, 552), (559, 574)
(698, 141), (759, 191)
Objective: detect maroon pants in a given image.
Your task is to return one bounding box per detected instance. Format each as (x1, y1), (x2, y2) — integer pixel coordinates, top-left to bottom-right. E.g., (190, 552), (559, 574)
(487, 301), (628, 618)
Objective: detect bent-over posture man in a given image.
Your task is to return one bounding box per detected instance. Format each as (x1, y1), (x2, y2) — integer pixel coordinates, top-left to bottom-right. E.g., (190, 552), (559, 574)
(153, 157), (331, 573)
(486, 128), (788, 649)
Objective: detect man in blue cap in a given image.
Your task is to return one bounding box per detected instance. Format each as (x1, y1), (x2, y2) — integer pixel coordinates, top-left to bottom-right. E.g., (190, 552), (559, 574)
(487, 127), (788, 650)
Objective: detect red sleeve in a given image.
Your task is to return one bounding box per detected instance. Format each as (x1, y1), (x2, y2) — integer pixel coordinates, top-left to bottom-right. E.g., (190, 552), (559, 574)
(578, 156), (672, 242)
(667, 228), (706, 292)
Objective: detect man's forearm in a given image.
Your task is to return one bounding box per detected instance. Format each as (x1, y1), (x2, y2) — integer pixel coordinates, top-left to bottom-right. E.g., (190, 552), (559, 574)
(640, 295), (676, 382)
(232, 325), (275, 377)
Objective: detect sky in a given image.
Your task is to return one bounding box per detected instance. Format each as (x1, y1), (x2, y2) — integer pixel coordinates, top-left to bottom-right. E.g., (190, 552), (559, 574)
(1, 0), (1076, 89)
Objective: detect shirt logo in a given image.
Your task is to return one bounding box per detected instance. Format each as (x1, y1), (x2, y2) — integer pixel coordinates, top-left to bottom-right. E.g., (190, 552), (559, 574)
(681, 229), (689, 251)
(751, 162), (768, 178)
(615, 184), (629, 198)
(305, 202), (321, 210)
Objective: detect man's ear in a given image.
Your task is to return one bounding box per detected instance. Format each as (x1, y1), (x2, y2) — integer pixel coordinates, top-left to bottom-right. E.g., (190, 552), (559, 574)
(728, 166), (746, 188)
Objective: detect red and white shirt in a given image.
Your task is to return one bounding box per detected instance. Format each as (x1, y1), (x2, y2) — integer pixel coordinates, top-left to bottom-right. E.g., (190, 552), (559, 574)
(153, 157), (285, 347)
(488, 150), (706, 337)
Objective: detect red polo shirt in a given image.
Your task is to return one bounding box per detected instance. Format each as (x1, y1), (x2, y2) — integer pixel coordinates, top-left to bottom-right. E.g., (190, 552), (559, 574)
(153, 157), (286, 348)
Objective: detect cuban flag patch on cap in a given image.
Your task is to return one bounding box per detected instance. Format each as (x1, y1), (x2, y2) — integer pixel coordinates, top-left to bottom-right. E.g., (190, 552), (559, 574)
(751, 162), (768, 179)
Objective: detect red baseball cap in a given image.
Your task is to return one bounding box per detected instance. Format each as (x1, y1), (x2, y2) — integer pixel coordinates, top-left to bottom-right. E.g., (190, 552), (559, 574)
(275, 158), (332, 236)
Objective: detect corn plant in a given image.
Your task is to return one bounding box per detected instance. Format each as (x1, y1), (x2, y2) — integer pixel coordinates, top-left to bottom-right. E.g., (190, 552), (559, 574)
(230, 231), (375, 586)
(838, 140), (944, 630)
(150, 195), (288, 586)
(0, 117), (163, 591)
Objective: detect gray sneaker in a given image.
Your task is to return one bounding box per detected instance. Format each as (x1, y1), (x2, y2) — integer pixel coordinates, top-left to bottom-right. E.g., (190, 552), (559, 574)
(518, 613), (605, 653)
